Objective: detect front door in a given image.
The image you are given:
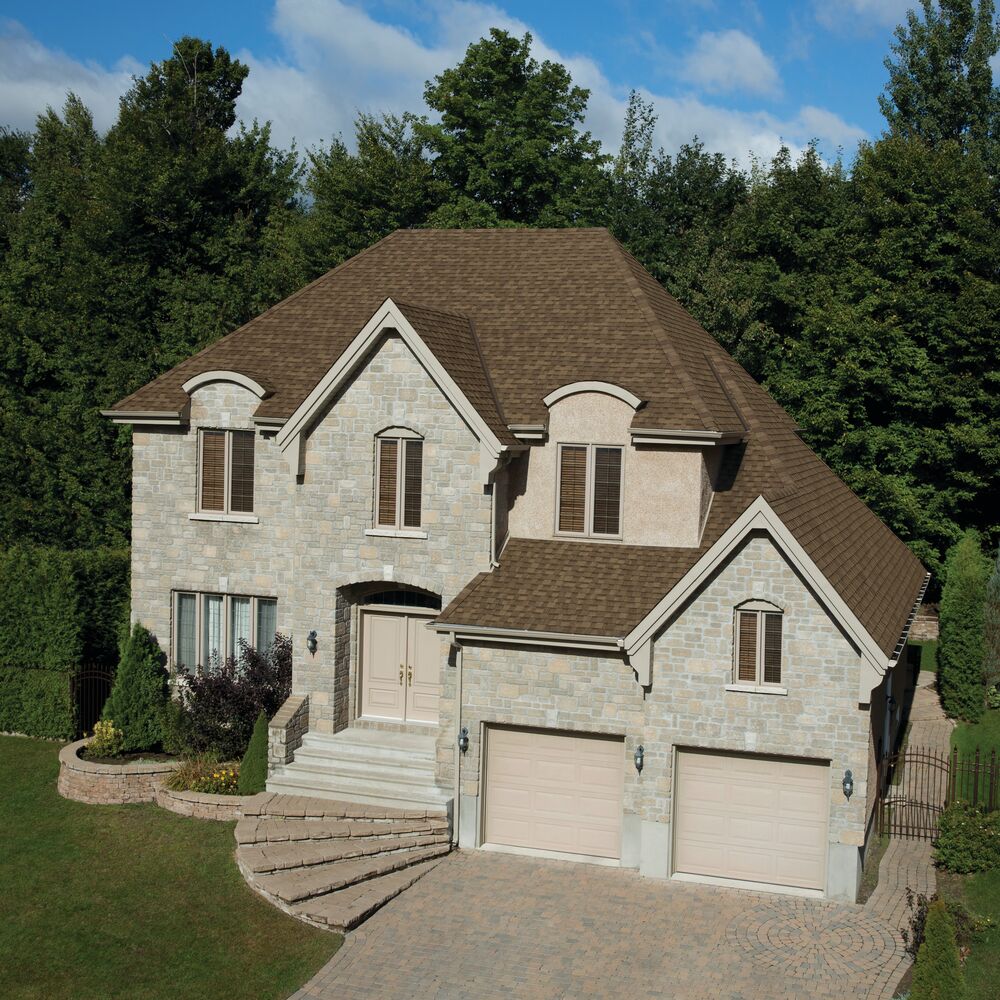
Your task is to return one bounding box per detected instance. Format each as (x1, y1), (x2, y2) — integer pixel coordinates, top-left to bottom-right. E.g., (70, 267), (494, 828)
(360, 610), (440, 724)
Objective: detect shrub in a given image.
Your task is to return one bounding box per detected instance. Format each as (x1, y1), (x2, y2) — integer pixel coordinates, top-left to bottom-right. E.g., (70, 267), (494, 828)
(239, 711), (269, 795)
(102, 623), (168, 753)
(165, 755), (239, 794)
(192, 766), (239, 795)
(986, 548), (1000, 691)
(910, 899), (964, 1000)
(903, 888), (981, 960)
(71, 549), (130, 664)
(939, 531), (990, 722)
(0, 666), (74, 738)
(160, 694), (192, 756)
(85, 719), (124, 758)
(934, 803), (1000, 873)
(176, 634), (290, 760)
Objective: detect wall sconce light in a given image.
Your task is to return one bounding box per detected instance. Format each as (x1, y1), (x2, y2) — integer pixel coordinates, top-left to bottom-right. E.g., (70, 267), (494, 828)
(634, 744), (645, 773)
(842, 769), (854, 800)
(457, 727), (469, 754)
(306, 630), (318, 656)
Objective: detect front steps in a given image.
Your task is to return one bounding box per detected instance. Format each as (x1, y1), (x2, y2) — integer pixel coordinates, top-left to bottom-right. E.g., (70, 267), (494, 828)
(266, 728), (452, 813)
(236, 792), (450, 931)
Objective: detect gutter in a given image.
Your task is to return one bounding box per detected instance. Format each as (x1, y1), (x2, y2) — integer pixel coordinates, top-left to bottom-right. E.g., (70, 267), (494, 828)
(430, 621), (623, 653)
(887, 571), (932, 667)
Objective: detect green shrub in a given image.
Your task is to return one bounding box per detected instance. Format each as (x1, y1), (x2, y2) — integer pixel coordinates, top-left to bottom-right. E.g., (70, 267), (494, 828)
(934, 803), (1000, 873)
(85, 719), (124, 758)
(986, 548), (1000, 691)
(910, 899), (964, 1000)
(939, 531), (990, 722)
(102, 623), (168, 753)
(165, 756), (239, 795)
(71, 549), (130, 665)
(160, 694), (192, 756)
(0, 666), (74, 738)
(238, 711), (269, 795)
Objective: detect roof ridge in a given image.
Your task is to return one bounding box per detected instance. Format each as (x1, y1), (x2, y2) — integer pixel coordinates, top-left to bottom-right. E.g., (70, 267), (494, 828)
(467, 316), (510, 428)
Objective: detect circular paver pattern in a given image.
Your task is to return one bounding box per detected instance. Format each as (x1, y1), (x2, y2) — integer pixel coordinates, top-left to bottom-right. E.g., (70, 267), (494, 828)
(727, 899), (900, 981)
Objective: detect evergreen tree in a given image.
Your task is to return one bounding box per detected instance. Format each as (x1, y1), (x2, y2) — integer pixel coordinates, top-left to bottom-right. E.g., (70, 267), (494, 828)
(103, 623), (168, 752)
(984, 548), (1000, 690)
(910, 899), (965, 1000)
(238, 710), (269, 794)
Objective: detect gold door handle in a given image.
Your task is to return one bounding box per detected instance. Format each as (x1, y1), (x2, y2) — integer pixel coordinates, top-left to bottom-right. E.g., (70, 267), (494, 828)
(399, 665), (404, 686)
(407, 667), (413, 686)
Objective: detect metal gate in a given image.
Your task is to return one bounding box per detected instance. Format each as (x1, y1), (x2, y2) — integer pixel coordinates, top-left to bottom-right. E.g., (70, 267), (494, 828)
(73, 665), (115, 740)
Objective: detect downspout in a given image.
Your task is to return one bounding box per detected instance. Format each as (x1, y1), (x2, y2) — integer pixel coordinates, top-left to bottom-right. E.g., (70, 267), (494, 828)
(451, 632), (463, 847)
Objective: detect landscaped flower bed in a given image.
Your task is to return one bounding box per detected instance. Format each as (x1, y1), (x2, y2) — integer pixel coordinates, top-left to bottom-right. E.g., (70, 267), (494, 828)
(57, 738), (180, 805)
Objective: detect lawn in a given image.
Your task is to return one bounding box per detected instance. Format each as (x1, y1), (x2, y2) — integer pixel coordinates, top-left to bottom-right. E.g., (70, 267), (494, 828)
(914, 639), (938, 674)
(938, 868), (1000, 999)
(951, 709), (1000, 760)
(0, 736), (338, 1000)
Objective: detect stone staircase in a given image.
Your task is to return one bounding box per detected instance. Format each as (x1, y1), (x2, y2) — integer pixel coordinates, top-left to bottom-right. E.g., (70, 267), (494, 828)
(236, 792), (450, 932)
(266, 727), (452, 813)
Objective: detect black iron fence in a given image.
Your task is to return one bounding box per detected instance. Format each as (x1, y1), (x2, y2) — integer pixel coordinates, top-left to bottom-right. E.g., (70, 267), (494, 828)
(72, 664), (115, 740)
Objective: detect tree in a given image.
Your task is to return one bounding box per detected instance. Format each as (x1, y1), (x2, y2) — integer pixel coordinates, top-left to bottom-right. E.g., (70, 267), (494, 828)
(0, 126), (30, 260)
(103, 623), (168, 752)
(238, 710), (269, 794)
(985, 548), (1000, 690)
(938, 531), (990, 721)
(910, 899), (965, 1000)
(416, 29), (609, 225)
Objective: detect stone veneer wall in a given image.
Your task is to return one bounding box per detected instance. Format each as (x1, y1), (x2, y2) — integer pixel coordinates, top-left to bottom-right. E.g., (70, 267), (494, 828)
(450, 532), (872, 900)
(58, 740), (180, 805)
(131, 381), (294, 663)
(268, 693), (310, 768)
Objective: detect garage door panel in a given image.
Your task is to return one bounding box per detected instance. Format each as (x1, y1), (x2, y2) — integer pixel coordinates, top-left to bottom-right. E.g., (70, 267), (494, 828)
(485, 727), (624, 859)
(675, 750), (828, 892)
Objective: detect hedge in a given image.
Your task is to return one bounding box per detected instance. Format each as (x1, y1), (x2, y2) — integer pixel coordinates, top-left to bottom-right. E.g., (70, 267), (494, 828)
(910, 899), (965, 1000)
(0, 667), (75, 739)
(934, 803), (1000, 874)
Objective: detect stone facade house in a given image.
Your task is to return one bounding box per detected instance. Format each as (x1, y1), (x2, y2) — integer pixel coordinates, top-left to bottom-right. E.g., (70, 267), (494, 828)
(106, 228), (928, 903)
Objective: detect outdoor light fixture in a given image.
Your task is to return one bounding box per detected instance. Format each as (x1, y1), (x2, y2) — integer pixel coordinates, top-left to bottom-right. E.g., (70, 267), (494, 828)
(306, 630), (318, 656)
(842, 769), (854, 800)
(634, 744), (645, 773)
(457, 727), (469, 754)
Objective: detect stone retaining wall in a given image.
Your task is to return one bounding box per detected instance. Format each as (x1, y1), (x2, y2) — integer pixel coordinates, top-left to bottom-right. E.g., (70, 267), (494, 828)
(268, 693), (309, 769)
(57, 739), (180, 805)
(154, 785), (257, 821)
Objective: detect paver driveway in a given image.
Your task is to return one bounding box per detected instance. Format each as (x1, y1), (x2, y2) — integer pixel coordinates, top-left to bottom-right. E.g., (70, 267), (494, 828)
(291, 850), (906, 1000)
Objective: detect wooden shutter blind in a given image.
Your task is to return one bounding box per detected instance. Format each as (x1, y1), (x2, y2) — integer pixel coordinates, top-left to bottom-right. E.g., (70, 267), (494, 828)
(592, 447), (622, 535)
(200, 431), (226, 511)
(229, 431), (255, 513)
(558, 446), (587, 532)
(762, 612), (782, 684)
(377, 439), (398, 526)
(402, 440), (423, 528)
(737, 612), (758, 683)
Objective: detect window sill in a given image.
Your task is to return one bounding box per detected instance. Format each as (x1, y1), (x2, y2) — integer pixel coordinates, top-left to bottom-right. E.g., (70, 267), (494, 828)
(365, 527), (428, 540)
(725, 684), (788, 696)
(189, 512), (259, 524)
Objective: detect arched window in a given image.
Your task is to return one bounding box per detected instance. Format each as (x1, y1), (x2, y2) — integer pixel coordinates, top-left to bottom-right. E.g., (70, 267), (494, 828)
(365, 589), (441, 610)
(733, 600), (784, 688)
(375, 428), (424, 530)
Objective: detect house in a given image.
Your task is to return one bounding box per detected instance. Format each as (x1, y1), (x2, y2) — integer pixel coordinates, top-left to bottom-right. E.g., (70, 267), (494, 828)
(105, 228), (927, 903)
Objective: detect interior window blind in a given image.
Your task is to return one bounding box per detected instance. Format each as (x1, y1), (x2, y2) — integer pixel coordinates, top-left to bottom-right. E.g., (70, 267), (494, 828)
(592, 447), (622, 535)
(230, 596), (251, 660)
(558, 446), (587, 532)
(229, 431), (255, 513)
(737, 611), (758, 683)
(256, 598), (277, 652)
(200, 431), (226, 511)
(402, 440), (423, 528)
(377, 439), (398, 526)
(763, 612), (783, 684)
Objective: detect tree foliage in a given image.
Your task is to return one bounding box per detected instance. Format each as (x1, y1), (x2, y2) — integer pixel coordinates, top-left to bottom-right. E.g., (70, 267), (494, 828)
(103, 623), (169, 752)
(910, 898), (965, 1000)
(985, 548), (1000, 689)
(239, 711), (269, 794)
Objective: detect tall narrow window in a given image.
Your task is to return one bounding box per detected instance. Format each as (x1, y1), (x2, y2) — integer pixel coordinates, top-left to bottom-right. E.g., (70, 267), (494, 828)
(176, 593), (197, 670)
(199, 429), (255, 515)
(256, 598), (278, 652)
(230, 596), (251, 659)
(203, 594), (223, 668)
(556, 444), (623, 538)
(375, 433), (423, 530)
(734, 605), (783, 687)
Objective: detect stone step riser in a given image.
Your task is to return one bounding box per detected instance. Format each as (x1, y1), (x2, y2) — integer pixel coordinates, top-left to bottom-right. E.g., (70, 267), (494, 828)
(243, 833), (450, 874)
(243, 792), (443, 822)
(279, 759), (437, 786)
(266, 774), (451, 813)
(294, 740), (437, 766)
(235, 819), (447, 847)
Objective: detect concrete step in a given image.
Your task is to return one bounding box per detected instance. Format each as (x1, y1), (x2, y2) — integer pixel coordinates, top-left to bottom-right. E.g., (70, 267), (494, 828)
(293, 857), (443, 931)
(242, 792), (442, 822)
(254, 843), (450, 904)
(299, 728), (438, 762)
(241, 831), (451, 874)
(283, 751), (437, 787)
(267, 768), (452, 813)
(235, 815), (446, 846)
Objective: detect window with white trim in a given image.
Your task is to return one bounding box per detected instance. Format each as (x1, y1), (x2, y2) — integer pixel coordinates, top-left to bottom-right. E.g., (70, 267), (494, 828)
(734, 601), (784, 687)
(556, 443), (623, 538)
(173, 591), (277, 671)
(199, 429), (255, 514)
(375, 430), (423, 530)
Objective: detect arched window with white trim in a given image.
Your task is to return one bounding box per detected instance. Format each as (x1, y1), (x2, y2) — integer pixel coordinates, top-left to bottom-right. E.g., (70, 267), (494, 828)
(733, 600), (784, 688)
(375, 428), (424, 530)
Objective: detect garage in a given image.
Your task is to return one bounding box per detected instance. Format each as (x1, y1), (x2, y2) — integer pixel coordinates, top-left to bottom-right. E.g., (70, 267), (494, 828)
(673, 748), (829, 892)
(483, 726), (624, 859)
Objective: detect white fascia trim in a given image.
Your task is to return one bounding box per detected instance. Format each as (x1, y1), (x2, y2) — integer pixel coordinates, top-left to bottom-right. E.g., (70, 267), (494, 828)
(429, 621), (622, 653)
(623, 495), (888, 699)
(275, 298), (505, 474)
(629, 428), (743, 446)
(181, 370), (270, 398)
(252, 415), (286, 427)
(543, 381), (643, 410)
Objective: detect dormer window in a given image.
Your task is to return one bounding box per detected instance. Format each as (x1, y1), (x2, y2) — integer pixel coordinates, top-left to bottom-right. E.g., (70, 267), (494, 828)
(199, 429), (255, 514)
(556, 444), (623, 538)
(376, 430), (423, 529)
(734, 601), (784, 687)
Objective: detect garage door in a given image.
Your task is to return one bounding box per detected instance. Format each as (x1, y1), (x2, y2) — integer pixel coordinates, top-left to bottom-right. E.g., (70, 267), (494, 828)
(673, 749), (829, 891)
(484, 727), (624, 859)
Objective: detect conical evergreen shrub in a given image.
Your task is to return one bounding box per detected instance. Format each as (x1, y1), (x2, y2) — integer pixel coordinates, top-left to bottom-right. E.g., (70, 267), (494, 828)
(102, 623), (168, 753)
(910, 899), (964, 1000)
(238, 710), (269, 794)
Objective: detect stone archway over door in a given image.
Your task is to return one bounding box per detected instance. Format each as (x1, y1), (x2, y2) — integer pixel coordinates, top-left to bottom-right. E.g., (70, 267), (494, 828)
(359, 608), (440, 724)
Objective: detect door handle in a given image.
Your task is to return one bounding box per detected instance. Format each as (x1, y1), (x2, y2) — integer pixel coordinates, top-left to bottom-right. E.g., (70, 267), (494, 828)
(407, 667), (413, 686)
(399, 664), (404, 686)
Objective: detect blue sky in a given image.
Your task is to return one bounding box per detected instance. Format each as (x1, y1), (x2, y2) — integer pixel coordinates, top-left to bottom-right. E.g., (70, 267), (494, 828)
(0, 0), (919, 166)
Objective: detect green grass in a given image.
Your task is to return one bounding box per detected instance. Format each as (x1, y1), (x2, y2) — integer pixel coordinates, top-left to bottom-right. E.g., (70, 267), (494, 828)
(938, 868), (1000, 999)
(915, 639), (938, 674)
(952, 709), (1000, 759)
(858, 832), (889, 905)
(0, 736), (338, 1000)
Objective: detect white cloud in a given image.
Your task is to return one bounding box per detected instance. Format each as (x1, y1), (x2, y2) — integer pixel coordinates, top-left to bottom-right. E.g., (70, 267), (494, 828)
(0, 2), (867, 170)
(680, 29), (781, 97)
(815, 0), (913, 32)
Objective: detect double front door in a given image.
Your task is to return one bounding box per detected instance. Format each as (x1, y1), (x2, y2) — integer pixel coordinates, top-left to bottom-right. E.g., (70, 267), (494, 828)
(359, 609), (440, 724)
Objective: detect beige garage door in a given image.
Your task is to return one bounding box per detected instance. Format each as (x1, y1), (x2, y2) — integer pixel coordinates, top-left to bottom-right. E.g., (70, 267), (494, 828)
(484, 727), (624, 859)
(674, 749), (829, 891)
